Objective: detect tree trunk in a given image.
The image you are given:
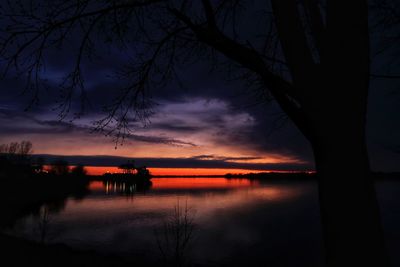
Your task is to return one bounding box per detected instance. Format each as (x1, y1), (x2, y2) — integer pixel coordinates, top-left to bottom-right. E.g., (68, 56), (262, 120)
(310, 117), (388, 267)
(304, 1), (390, 265)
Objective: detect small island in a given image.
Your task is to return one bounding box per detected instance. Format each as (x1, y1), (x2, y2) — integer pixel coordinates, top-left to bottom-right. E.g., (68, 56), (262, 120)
(101, 159), (152, 185)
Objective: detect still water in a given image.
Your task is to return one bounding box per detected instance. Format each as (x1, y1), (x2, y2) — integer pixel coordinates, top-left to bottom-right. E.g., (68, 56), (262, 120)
(7, 178), (400, 267)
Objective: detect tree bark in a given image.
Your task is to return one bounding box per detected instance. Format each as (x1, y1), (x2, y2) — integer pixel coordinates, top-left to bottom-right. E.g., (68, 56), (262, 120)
(305, 1), (389, 265)
(310, 114), (388, 267)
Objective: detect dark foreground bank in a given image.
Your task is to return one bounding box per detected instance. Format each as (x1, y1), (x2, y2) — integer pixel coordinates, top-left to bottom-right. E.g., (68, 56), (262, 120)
(0, 233), (136, 267)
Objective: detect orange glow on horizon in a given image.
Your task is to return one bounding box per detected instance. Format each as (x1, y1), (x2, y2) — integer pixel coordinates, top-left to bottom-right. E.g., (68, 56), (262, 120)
(82, 166), (270, 176)
(43, 164), (313, 176)
(44, 165), (309, 176)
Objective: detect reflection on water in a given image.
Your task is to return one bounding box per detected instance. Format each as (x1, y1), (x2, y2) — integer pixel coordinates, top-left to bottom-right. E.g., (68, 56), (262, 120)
(96, 180), (152, 195)
(150, 178), (257, 190)
(6, 178), (326, 266)
(3, 177), (400, 266)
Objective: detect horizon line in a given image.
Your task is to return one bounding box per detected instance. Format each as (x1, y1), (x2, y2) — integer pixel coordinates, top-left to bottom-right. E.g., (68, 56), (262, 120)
(30, 153), (314, 173)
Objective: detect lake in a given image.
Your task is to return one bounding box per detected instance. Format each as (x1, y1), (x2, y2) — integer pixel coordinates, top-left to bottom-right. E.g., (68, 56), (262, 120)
(6, 178), (400, 267)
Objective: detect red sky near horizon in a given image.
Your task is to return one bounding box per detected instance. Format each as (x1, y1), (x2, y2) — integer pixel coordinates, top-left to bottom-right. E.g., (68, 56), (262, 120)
(84, 166), (270, 176)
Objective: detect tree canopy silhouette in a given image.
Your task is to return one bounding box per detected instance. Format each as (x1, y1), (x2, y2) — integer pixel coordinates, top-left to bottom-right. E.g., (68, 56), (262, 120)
(1, 0), (399, 266)
(0, 140), (33, 166)
(49, 159), (70, 176)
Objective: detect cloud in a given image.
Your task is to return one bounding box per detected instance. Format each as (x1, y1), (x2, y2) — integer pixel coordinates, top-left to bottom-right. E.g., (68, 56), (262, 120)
(190, 154), (263, 161)
(125, 133), (197, 147)
(148, 122), (201, 133)
(0, 108), (198, 147)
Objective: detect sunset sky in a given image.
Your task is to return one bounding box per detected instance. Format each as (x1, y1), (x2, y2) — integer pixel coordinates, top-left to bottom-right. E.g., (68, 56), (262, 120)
(0, 21), (399, 175)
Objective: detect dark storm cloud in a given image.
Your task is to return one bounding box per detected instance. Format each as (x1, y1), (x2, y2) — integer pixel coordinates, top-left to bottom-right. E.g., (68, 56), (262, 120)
(0, 108), (79, 134)
(0, 108), (197, 147)
(124, 134), (197, 147)
(190, 155), (264, 161)
(201, 100), (314, 164)
(31, 154), (312, 171)
(143, 97), (312, 161)
(149, 121), (201, 132)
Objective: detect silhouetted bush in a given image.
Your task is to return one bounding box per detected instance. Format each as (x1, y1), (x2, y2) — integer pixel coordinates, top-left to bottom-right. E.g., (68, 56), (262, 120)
(71, 165), (87, 177)
(49, 160), (70, 176)
(154, 200), (197, 267)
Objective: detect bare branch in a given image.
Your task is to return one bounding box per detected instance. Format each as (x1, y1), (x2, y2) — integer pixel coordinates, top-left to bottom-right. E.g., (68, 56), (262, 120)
(169, 7), (311, 137)
(201, 0), (216, 28)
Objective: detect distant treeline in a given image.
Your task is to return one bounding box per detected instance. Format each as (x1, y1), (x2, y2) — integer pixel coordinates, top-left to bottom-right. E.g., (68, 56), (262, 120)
(0, 141), (87, 179)
(224, 171), (400, 180)
(225, 172), (316, 180)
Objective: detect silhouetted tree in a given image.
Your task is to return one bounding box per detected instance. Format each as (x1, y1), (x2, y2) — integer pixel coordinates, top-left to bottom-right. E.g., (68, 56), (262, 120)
(136, 166), (151, 178)
(71, 165), (88, 177)
(1, 1), (399, 265)
(0, 141), (33, 160)
(118, 160), (136, 174)
(0, 141), (33, 175)
(49, 160), (70, 176)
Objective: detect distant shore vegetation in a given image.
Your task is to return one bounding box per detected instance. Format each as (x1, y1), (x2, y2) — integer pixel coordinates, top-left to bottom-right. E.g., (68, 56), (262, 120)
(0, 141), (152, 181)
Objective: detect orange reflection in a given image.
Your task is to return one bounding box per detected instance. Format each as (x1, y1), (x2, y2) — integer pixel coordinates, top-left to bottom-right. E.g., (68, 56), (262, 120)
(88, 178), (256, 192)
(151, 178), (257, 190)
(59, 181), (310, 224)
(88, 181), (104, 191)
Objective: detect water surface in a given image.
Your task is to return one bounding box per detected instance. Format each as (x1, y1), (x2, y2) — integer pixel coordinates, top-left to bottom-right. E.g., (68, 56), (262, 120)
(7, 177), (400, 266)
